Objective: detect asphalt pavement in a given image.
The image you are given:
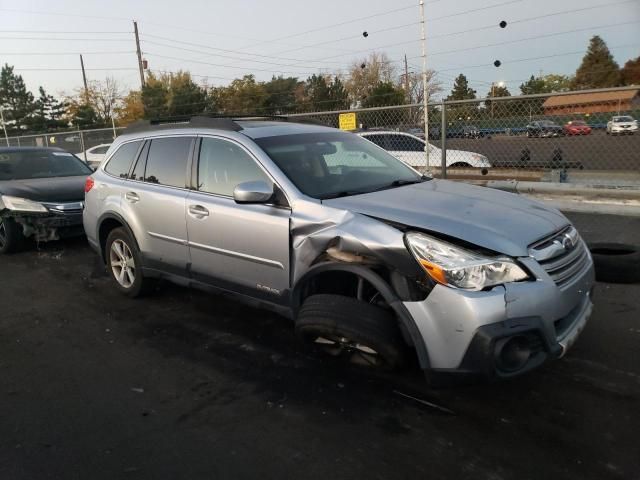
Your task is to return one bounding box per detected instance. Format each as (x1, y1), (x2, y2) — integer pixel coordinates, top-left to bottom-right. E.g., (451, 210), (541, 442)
(0, 212), (639, 480)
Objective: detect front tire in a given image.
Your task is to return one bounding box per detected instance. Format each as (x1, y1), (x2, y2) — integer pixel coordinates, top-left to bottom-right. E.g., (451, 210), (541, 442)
(296, 294), (405, 370)
(105, 227), (151, 297)
(0, 217), (25, 254)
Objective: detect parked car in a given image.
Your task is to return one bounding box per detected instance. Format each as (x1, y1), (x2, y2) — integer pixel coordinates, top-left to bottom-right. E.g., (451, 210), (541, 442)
(526, 120), (563, 138)
(358, 131), (491, 169)
(83, 117), (594, 382)
(78, 143), (111, 167)
(563, 120), (591, 136)
(606, 116), (637, 135)
(0, 147), (92, 253)
(448, 125), (483, 139)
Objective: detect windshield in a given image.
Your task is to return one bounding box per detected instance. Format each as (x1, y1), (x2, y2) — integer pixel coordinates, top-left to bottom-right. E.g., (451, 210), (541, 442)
(254, 131), (425, 199)
(539, 120), (558, 126)
(0, 150), (92, 181)
(614, 116), (634, 122)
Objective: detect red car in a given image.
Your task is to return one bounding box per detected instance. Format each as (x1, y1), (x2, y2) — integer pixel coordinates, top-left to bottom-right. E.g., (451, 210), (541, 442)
(563, 120), (592, 135)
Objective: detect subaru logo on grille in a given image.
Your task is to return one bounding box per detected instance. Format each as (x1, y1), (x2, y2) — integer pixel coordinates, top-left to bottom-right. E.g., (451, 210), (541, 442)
(561, 233), (575, 251)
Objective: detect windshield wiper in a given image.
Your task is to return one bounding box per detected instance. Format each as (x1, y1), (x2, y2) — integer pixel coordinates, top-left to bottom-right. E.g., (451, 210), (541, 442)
(320, 190), (364, 199)
(371, 176), (429, 192)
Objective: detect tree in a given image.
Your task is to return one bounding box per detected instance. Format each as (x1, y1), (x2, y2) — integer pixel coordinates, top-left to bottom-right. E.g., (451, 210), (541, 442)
(346, 52), (395, 105)
(446, 74), (476, 101)
(304, 74), (349, 111)
(210, 75), (266, 114)
(405, 70), (442, 105)
(0, 64), (36, 133)
(519, 74), (572, 95)
(31, 87), (66, 131)
(621, 56), (640, 86)
(263, 76), (302, 114)
(362, 82), (405, 108)
(485, 85), (511, 117)
(166, 71), (207, 116)
(572, 35), (621, 90)
(115, 90), (144, 125)
(141, 72), (169, 118)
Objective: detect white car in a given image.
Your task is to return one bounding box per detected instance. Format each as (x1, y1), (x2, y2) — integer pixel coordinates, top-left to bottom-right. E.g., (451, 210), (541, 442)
(358, 131), (491, 169)
(77, 144), (112, 167)
(606, 116), (637, 135)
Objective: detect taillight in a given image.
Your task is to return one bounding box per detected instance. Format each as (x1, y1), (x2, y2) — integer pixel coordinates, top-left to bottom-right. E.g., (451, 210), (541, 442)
(85, 177), (95, 193)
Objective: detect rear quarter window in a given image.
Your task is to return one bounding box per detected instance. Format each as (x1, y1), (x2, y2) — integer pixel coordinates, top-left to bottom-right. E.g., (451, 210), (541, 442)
(104, 141), (142, 178)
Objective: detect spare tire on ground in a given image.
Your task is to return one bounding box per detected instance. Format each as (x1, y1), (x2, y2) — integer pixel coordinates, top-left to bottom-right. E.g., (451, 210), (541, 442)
(588, 243), (640, 284)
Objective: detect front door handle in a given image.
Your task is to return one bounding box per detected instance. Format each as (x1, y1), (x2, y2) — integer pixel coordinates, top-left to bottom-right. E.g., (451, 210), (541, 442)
(188, 204), (210, 218)
(124, 192), (140, 203)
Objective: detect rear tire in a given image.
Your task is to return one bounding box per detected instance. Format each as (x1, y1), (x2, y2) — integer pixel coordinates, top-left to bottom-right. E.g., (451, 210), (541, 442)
(296, 294), (405, 370)
(105, 227), (153, 297)
(0, 217), (25, 254)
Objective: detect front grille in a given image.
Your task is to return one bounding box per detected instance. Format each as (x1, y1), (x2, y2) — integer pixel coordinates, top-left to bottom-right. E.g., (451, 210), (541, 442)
(529, 227), (591, 287)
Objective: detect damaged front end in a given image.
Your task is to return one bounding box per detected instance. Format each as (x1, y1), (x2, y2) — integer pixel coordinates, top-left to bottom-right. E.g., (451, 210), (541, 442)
(0, 197), (85, 243)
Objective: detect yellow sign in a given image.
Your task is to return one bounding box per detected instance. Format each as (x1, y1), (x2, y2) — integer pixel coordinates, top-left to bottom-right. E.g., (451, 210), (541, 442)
(339, 112), (357, 131)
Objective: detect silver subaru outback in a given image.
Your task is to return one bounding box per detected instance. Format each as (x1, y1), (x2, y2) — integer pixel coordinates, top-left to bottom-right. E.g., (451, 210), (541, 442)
(83, 117), (594, 381)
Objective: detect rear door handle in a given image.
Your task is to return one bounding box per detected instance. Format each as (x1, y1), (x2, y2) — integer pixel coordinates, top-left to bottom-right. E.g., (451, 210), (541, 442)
(125, 192), (140, 203)
(188, 204), (209, 218)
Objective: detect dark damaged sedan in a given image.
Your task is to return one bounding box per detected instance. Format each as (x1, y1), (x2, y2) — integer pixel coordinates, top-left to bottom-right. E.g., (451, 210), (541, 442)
(0, 147), (92, 253)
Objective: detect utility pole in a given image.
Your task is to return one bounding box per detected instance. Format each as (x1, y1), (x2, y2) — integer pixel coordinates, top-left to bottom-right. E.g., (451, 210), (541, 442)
(79, 54), (89, 103)
(404, 54), (410, 102)
(419, 0), (430, 170)
(0, 107), (9, 146)
(133, 20), (145, 89)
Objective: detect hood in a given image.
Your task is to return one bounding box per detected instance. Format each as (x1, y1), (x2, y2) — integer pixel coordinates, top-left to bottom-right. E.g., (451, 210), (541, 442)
(0, 176), (87, 203)
(323, 180), (569, 257)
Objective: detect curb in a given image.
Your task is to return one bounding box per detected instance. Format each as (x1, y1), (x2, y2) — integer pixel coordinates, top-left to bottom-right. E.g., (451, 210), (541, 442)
(485, 180), (640, 200)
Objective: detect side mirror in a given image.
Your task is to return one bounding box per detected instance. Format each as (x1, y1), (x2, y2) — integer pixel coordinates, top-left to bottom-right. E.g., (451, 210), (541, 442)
(233, 180), (274, 204)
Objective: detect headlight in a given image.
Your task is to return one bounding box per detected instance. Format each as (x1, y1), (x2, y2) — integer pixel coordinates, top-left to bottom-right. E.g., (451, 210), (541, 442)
(0, 195), (48, 213)
(405, 232), (529, 291)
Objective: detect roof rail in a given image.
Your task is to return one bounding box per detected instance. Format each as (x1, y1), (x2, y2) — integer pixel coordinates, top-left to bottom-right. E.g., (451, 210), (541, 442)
(123, 113), (329, 133)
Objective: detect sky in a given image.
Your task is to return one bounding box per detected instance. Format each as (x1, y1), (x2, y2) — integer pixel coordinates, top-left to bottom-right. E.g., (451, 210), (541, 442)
(0, 0), (639, 101)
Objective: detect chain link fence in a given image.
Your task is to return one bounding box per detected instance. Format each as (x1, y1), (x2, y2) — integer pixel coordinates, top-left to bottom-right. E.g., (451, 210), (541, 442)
(286, 86), (640, 185)
(3, 86), (638, 184)
(4, 126), (124, 166)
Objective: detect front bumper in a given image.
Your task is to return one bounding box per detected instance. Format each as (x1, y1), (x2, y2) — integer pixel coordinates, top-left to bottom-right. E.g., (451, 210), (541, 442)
(403, 257), (595, 379)
(611, 125), (638, 133)
(6, 211), (84, 242)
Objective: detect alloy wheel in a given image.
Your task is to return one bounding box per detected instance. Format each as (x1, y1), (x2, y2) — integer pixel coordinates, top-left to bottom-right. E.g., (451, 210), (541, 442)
(110, 239), (136, 288)
(312, 335), (385, 368)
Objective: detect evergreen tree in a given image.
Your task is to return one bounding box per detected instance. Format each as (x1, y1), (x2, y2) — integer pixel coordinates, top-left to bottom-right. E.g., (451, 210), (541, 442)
(572, 36), (621, 89)
(141, 72), (170, 119)
(446, 74), (476, 101)
(32, 87), (66, 132)
(166, 72), (207, 116)
(362, 82), (405, 108)
(328, 77), (349, 110)
(0, 64), (36, 134)
(263, 76), (301, 114)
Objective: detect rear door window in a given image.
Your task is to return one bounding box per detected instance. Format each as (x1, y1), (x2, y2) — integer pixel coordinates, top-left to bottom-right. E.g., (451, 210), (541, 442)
(388, 135), (424, 152)
(362, 134), (387, 149)
(144, 136), (194, 188)
(104, 141), (142, 178)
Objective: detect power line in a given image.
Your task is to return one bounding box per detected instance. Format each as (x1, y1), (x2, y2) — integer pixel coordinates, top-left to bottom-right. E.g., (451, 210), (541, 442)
(408, 20), (640, 60)
(13, 67), (138, 71)
(0, 30), (131, 34)
(437, 43), (640, 72)
(0, 7), (130, 22)
(0, 51), (135, 56)
(0, 37), (132, 42)
(140, 39), (352, 68)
